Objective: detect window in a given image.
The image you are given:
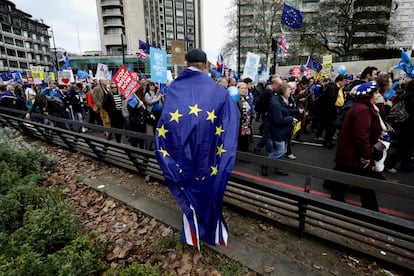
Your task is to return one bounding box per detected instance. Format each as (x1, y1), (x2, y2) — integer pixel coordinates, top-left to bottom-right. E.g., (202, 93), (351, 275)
(165, 17), (173, 23)
(27, 53), (33, 60)
(40, 36), (45, 42)
(9, 60), (18, 68)
(176, 18), (184, 24)
(19, 62), (28, 69)
(17, 51), (25, 58)
(15, 39), (24, 47)
(176, 10), (183, 16)
(34, 44), (39, 50)
(13, 28), (22, 35)
(177, 33), (184, 39)
(176, 2), (183, 9)
(23, 30), (28, 38)
(187, 12), (193, 18)
(187, 4), (193, 10)
(177, 26), (184, 32)
(187, 19), (194, 25)
(35, 54), (41, 61)
(165, 9), (173, 15)
(32, 33), (37, 40)
(25, 41), (31, 49)
(166, 32), (174, 39)
(42, 46), (47, 52)
(2, 24), (11, 33)
(4, 36), (14, 45)
(43, 56), (48, 62)
(166, 25), (173, 31)
(6, 48), (16, 56)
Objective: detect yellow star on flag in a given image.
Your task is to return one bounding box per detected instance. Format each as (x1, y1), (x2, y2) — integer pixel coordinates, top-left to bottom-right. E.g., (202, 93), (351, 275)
(158, 148), (170, 158)
(169, 109), (183, 123)
(156, 124), (169, 139)
(215, 124), (225, 137)
(216, 144), (227, 157)
(188, 104), (202, 117)
(206, 109), (217, 123)
(210, 165), (218, 176)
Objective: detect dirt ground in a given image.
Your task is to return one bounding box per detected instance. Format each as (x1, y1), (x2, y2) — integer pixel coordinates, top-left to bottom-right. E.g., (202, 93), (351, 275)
(32, 138), (409, 276)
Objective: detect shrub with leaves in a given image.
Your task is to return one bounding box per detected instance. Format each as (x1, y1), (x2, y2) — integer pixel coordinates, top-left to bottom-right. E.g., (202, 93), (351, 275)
(0, 183), (60, 233)
(45, 233), (107, 275)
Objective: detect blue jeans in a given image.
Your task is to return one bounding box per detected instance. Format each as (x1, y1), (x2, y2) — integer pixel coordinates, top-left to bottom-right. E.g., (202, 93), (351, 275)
(268, 140), (286, 160)
(255, 121), (273, 154)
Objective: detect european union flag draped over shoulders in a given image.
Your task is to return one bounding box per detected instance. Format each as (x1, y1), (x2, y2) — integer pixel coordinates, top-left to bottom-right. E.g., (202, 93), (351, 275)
(281, 3), (303, 29)
(155, 68), (240, 248)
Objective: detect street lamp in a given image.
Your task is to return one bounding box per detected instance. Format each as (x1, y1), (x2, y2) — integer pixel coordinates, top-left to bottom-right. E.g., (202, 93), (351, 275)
(121, 32), (125, 65)
(50, 27), (59, 71)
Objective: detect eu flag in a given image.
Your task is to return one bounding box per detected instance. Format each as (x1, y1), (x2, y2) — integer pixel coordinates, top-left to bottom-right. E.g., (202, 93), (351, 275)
(155, 68), (240, 248)
(305, 56), (322, 73)
(394, 49), (414, 77)
(139, 39), (151, 54)
(281, 3), (303, 29)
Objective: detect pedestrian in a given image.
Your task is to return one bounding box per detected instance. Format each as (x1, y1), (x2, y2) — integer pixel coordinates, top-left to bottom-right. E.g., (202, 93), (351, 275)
(154, 48), (240, 248)
(328, 81), (386, 212)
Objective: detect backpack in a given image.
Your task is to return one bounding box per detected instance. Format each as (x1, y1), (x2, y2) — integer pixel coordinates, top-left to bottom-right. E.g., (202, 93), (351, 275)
(46, 96), (65, 111)
(386, 98), (409, 124)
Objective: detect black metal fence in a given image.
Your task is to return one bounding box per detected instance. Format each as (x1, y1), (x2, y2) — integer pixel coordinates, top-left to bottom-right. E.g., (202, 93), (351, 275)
(0, 107), (413, 270)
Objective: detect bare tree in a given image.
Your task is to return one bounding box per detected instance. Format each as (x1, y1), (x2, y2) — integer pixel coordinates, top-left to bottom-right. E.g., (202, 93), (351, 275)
(301, 0), (401, 57)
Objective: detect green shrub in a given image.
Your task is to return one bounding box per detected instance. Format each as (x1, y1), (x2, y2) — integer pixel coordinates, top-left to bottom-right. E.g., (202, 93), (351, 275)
(0, 183), (60, 233)
(105, 262), (160, 276)
(0, 161), (21, 194)
(212, 259), (248, 276)
(45, 233), (107, 275)
(14, 198), (82, 255)
(155, 234), (182, 254)
(0, 243), (45, 276)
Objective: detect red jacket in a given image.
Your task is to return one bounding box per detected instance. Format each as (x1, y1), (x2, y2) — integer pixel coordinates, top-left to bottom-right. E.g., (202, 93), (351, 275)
(335, 98), (382, 169)
(86, 92), (95, 110)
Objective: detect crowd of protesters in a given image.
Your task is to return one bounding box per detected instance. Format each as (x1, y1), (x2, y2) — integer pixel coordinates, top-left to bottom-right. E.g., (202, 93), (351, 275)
(1, 64), (413, 211)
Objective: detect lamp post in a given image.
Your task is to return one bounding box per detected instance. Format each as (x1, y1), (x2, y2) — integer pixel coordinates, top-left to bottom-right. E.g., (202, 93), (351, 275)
(237, 0), (241, 76)
(50, 27), (59, 71)
(121, 33), (125, 65)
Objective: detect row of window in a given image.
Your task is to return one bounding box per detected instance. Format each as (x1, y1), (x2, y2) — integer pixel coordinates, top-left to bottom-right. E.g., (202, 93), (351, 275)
(0, 47), (49, 63)
(1, 23), (48, 43)
(1, 36), (49, 52)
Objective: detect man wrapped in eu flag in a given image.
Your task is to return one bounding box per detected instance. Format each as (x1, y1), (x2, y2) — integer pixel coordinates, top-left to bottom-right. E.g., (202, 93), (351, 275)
(155, 49), (240, 248)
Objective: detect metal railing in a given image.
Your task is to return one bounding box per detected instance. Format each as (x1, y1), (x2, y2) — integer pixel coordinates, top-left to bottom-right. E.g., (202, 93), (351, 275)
(0, 107), (413, 270)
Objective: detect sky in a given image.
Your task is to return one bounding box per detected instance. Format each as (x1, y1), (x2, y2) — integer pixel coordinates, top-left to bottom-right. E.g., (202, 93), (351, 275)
(15, 0), (231, 64)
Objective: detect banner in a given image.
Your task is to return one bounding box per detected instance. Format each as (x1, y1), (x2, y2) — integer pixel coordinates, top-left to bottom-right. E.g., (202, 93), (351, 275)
(171, 40), (185, 65)
(30, 66), (45, 81)
(321, 55), (332, 78)
(58, 70), (75, 85)
(112, 64), (140, 99)
(150, 47), (167, 83)
(241, 52), (260, 81)
(291, 66), (301, 78)
(95, 63), (109, 79)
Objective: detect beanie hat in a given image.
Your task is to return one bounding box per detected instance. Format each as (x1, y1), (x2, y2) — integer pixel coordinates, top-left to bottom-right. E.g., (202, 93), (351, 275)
(353, 81), (378, 97)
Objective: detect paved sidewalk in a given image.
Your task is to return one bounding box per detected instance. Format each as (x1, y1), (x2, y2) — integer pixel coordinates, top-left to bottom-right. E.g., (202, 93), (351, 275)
(85, 176), (319, 276)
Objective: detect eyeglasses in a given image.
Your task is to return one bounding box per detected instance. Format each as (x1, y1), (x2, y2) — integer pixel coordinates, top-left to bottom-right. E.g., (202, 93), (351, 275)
(110, 86), (117, 89)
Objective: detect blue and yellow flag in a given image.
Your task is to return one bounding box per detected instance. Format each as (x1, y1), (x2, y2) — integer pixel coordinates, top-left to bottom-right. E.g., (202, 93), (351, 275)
(155, 68), (240, 248)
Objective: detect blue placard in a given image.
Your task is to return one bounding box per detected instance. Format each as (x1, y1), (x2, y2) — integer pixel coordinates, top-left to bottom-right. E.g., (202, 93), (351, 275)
(150, 47), (167, 84)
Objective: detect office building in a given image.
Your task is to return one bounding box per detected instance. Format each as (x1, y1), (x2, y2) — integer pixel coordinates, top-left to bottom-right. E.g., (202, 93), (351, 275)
(0, 0), (52, 72)
(96, 0), (203, 56)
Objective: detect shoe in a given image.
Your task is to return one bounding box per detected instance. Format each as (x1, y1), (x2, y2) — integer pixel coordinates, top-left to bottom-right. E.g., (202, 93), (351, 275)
(314, 137), (324, 142)
(260, 166), (268, 176)
(323, 142), (334, 149)
(273, 168), (288, 176)
(81, 127), (88, 133)
(385, 167), (397, 174)
(287, 154), (296, 160)
(106, 133), (113, 140)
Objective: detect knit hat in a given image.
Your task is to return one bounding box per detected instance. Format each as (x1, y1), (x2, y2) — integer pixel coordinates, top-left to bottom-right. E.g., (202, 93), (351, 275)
(353, 81), (378, 97)
(185, 48), (207, 63)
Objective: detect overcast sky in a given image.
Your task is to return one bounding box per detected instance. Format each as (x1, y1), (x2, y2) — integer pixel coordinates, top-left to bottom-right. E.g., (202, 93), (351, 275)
(15, 0), (230, 64)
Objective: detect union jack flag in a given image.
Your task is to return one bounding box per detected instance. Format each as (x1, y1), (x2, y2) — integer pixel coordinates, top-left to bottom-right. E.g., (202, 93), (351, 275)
(136, 49), (148, 59)
(278, 33), (289, 54)
(216, 53), (224, 76)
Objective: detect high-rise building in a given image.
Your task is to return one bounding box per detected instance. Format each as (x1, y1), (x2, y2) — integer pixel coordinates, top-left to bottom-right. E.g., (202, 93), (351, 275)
(0, 0), (52, 72)
(388, 0), (414, 50)
(96, 0), (203, 56)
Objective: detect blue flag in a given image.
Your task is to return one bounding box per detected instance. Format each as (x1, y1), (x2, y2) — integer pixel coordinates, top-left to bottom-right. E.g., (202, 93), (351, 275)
(305, 56), (323, 73)
(139, 39), (151, 54)
(394, 49), (414, 77)
(155, 68), (240, 248)
(62, 52), (71, 70)
(281, 3), (303, 29)
(184, 35), (192, 42)
(77, 69), (90, 79)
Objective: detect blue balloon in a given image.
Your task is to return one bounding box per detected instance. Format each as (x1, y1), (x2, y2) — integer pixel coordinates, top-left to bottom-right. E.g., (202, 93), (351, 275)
(227, 86), (240, 103)
(338, 65), (347, 75)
